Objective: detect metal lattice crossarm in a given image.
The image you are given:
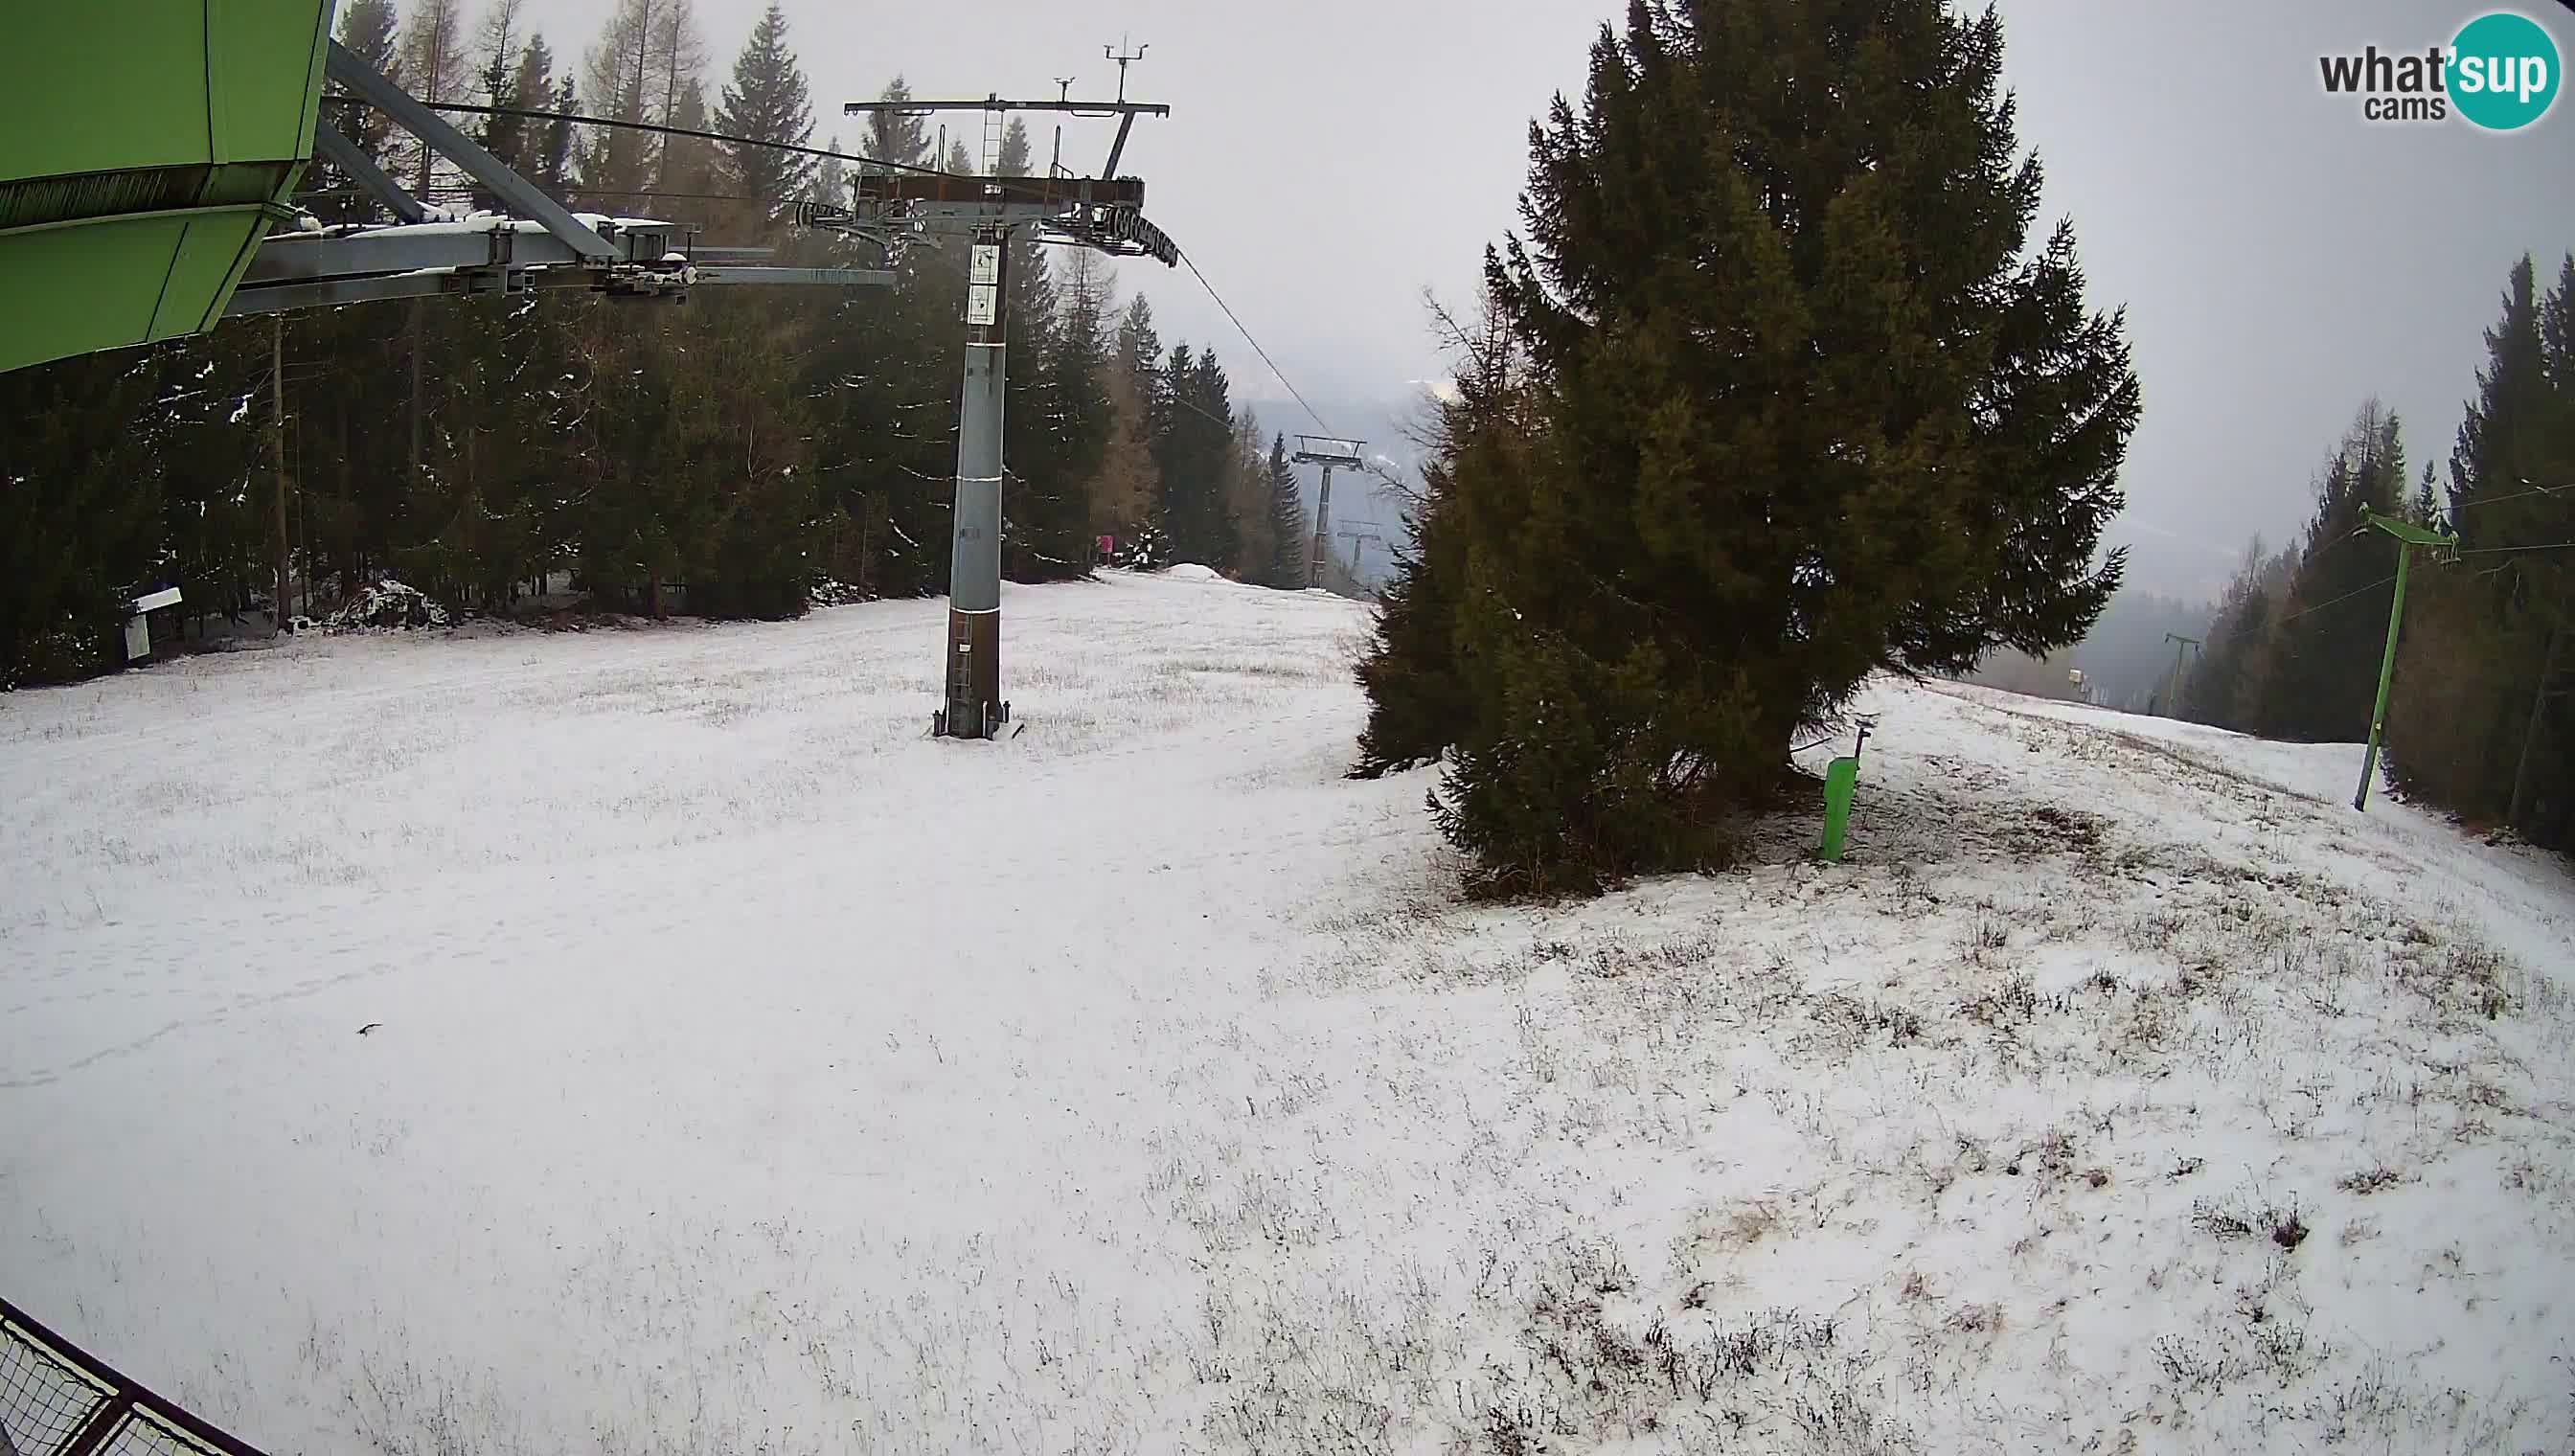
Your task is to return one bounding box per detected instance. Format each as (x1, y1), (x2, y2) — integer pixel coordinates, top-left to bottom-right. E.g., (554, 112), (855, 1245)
(2360, 508), (2461, 552)
(230, 213), (894, 316)
(1291, 437), (1366, 467)
(845, 173), (1177, 267)
(231, 40), (900, 316)
(1043, 201), (1177, 265)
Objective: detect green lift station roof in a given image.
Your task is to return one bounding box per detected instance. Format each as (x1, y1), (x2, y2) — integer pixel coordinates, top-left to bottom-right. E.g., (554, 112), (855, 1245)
(0, 1), (337, 375)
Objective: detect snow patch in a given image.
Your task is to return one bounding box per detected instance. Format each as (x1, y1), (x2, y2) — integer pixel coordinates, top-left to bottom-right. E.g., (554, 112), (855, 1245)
(1, 578), (2568, 1456)
(320, 579), (450, 632)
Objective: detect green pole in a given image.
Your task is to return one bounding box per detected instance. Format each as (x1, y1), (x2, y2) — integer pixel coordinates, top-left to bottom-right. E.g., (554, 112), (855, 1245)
(2354, 542), (2413, 812)
(1818, 757), (1859, 861)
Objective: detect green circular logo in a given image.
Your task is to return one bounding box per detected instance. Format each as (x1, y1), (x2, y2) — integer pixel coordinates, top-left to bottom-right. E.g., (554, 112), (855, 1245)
(2450, 11), (2561, 131)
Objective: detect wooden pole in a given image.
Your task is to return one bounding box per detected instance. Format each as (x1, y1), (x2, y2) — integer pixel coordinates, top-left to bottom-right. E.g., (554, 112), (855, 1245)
(271, 316), (292, 634)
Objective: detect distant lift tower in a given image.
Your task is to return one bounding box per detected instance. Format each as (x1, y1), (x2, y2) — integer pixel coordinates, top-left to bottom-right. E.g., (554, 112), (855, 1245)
(1292, 436), (1368, 591)
(1336, 529), (1385, 595)
(2160, 632), (2202, 717)
(843, 48), (1177, 739)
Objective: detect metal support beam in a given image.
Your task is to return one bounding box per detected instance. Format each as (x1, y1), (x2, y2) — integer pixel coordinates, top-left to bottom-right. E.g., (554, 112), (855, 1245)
(229, 262), (893, 316)
(226, 266), (580, 315)
(694, 265), (897, 288)
(2355, 544), (2413, 812)
(325, 38), (613, 260)
(2352, 507), (2458, 812)
(311, 121), (428, 225)
(1308, 465), (1337, 592)
(937, 223), (1014, 739)
(246, 224), (580, 282)
(842, 97), (1169, 120)
(855, 174), (1143, 210)
(1103, 112), (1138, 179)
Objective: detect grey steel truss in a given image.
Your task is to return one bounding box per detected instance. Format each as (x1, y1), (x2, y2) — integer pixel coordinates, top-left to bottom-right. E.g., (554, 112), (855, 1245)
(229, 39), (893, 318)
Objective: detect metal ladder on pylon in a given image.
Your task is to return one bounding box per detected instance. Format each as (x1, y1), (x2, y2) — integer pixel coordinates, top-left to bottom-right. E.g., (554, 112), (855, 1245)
(980, 105), (1007, 175)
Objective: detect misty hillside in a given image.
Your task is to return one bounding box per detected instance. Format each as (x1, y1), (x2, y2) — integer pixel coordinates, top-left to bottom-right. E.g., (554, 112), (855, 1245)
(1976, 586), (2222, 712)
(1240, 391), (1438, 592)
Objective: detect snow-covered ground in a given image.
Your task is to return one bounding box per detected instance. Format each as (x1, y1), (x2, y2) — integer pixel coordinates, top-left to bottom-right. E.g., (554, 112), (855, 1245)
(3, 572), (2569, 1455)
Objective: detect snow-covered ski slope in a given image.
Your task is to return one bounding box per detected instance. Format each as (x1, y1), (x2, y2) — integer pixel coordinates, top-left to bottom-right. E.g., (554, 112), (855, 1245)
(3, 571), (2570, 1455)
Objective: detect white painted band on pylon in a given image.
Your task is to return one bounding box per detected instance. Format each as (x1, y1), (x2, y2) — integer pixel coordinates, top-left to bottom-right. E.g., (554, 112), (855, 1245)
(957, 474), (1003, 484)
(950, 606), (999, 615)
(968, 341), (1008, 350)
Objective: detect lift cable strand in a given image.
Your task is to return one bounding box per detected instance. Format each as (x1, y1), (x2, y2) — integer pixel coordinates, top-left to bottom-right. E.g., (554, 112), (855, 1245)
(320, 95), (959, 179)
(1176, 247), (1333, 436)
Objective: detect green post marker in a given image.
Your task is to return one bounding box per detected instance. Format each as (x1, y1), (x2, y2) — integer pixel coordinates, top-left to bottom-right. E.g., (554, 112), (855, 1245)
(1819, 757), (1859, 862)
(2354, 544), (2411, 812)
(2353, 508), (2453, 812)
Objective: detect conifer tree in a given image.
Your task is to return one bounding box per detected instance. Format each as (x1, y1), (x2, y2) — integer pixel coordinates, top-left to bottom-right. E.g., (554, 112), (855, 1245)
(861, 78), (931, 171)
(467, 0), (530, 213)
(1225, 411), (1271, 580)
(714, 2), (814, 231)
(504, 35), (556, 172)
(1022, 245), (1114, 577)
(2411, 460), (2442, 528)
(310, 0), (404, 224)
(339, 0), (401, 80)
(1354, 289), (1515, 774)
(2178, 537), (2281, 729)
(2257, 402), (2404, 741)
(1114, 295), (1161, 382)
(2450, 257), (2552, 517)
(1152, 346), (1242, 568)
(0, 351), (172, 683)
(534, 73), (579, 200)
(398, 0), (468, 191)
(807, 134), (846, 208)
(997, 118), (1035, 178)
(581, 0), (672, 201)
(2388, 253), (2575, 842)
(1363, 0), (2139, 895)
(646, 0), (708, 188)
(657, 78), (721, 201)
(1087, 284), (1161, 541)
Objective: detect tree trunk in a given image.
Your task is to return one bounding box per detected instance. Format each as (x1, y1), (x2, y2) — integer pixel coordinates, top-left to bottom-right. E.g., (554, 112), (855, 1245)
(271, 316), (293, 634)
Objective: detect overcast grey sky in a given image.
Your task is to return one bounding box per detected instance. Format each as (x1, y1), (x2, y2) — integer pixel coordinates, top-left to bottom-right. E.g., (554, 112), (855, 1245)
(518, 0), (2572, 598)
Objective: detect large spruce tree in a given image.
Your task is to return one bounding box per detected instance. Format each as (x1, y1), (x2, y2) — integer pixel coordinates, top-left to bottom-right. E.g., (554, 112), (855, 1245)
(714, 2), (815, 232)
(1361, 0), (2138, 895)
(467, 1), (531, 215)
(2388, 254), (2575, 841)
(1153, 347), (1242, 571)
